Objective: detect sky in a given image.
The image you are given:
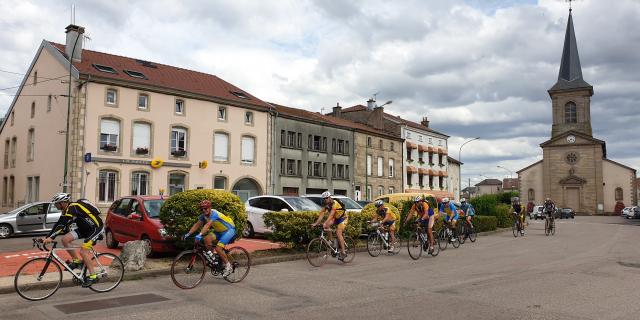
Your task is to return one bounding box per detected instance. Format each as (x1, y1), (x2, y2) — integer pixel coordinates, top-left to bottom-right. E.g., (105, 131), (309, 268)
(0, 0), (638, 188)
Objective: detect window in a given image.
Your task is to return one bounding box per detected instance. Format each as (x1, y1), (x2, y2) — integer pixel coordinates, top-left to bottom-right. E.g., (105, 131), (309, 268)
(388, 159), (394, 177)
(10, 137), (16, 168)
(378, 186), (384, 197)
(322, 163), (327, 177)
(332, 139), (336, 153)
(4, 139), (9, 169)
(171, 127), (187, 156)
(8, 176), (14, 206)
(30, 102), (35, 118)
(566, 152), (578, 165)
(33, 71), (37, 85)
(245, 112), (253, 125)
(378, 139), (383, 149)
(2, 177), (6, 206)
(106, 89), (117, 105)
(366, 185), (372, 201)
(138, 94), (149, 110)
(93, 64), (117, 74)
(345, 165), (349, 178)
(367, 155), (372, 176)
(34, 176), (39, 202)
(367, 137), (372, 147)
(307, 161), (312, 176)
(390, 142), (394, 151)
(123, 69), (147, 79)
(439, 176), (444, 189)
(280, 158), (285, 175)
(100, 119), (120, 152)
(98, 170), (118, 202)
(407, 171), (413, 186)
(297, 133), (302, 148)
(337, 140), (345, 154)
(406, 132), (411, 139)
(218, 106), (227, 120)
(214, 132), (229, 162)
(10, 111), (14, 126)
(565, 102), (577, 124)
(615, 187), (624, 201)
(231, 91), (250, 99)
(214, 176), (227, 190)
(528, 188), (535, 201)
(287, 159), (296, 175)
(26, 177), (33, 203)
(389, 186), (395, 194)
(27, 129), (35, 161)
(310, 135), (322, 151)
(312, 162), (322, 177)
(419, 135), (423, 142)
(175, 99), (184, 114)
(377, 157), (383, 177)
(131, 172), (149, 196)
(133, 122), (151, 155)
(168, 172), (186, 195)
(429, 175), (434, 188)
(47, 95), (52, 112)
(241, 136), (255, 164)
(407, 145), (413, 161)
(281, 130), (286, 146)
(419, 174), (424, 187)
(297, 160), (301, 175)
(287, 131), (296, 147)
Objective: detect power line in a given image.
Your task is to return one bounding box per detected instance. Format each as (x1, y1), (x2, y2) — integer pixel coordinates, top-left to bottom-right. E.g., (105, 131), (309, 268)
(0, 68), (71, 81)
(0, 75), (68, 91)
(0, 94), (71, 97)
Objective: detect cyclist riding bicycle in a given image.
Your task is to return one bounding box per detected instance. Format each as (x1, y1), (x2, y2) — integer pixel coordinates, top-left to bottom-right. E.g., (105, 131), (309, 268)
(43, 193), (104, 287)
(372, 200), (398, 253)
(311, 191), (349, 261)
(460, 197), (475, 229)
(183, 200), (236, 276)
(543, 198), (556, 220)
(439, 197), (459, 233)
(404, 195), (435, 253)
(512, 197), (525, 235)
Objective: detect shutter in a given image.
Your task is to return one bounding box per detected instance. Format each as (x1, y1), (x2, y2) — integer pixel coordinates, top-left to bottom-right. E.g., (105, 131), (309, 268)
(242, 136), (254, 162)
(133, 123), (150, 149)
(377, 157), (383, 176)
(101, 119), (119, 135)
(214, 133), (228, 161)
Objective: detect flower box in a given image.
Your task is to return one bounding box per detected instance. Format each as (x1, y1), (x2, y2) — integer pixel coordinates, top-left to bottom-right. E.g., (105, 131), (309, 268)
(171, 150), (186, 157)
(101, 144), (117, 152)
(135, 147), (149, 155)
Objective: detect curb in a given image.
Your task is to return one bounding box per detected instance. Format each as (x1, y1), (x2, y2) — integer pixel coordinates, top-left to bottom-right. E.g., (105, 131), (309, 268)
(1, 228), (509, 296)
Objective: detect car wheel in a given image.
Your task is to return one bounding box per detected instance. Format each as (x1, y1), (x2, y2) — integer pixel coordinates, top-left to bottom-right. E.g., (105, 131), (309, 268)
(243, 222), (255, 238)
(105, 229), (119, 249)
(0, 223), (13, 238)
(141, 235), (154, 257)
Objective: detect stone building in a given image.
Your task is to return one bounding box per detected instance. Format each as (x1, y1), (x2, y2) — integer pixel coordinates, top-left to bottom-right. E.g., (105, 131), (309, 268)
(517, 10), (637, 214)
(475, 179), (502, 196)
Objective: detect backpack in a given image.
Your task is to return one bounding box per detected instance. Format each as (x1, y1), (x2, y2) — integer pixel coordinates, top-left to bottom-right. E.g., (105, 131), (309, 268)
(76, 198), (102, 216)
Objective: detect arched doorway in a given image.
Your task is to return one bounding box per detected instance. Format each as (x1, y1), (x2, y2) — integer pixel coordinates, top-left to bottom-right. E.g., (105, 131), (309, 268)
(232, 178), (261, 202)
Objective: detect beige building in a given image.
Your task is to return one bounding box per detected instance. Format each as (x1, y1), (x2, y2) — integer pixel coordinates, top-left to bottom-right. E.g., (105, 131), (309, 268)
(0, 25), (271, 211)
(352, 130), (403, 201)
(475, 179), (503, 196)
(447, 156), (462, 200)
(518, 12), (637, 214)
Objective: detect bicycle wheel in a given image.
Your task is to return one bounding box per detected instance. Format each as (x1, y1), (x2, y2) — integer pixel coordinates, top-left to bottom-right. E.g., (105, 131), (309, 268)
(407, 233), (422, 260)
(430, 237), (440, 256)
(451, 230), (461, 248)
(367, 233), (382, 257)
(14, 258), (62, 301)
(545, 219), (550, 236)
(390, 237), (402, 255)
(88, 253), (124, 293)
(171, 250), (206, 289)
(342, 237), (356, 263)
(437, 229), (448, 251)
(468, 225), (477, 243)
(551, 220), (556, 236)
(306, 238), (329, 267)
(224, 247), (251, 283)
(458, 224), (466, 244)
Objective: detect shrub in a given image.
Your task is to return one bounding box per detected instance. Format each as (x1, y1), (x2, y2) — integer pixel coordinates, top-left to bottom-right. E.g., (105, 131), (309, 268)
(359, 203), (402, 235)
(473, 215), (497, 232)
(159, 189), (247, 247)
(499, 191), (519, 205)
(470, 194), (499, 215)
(494, 204), (512, 228)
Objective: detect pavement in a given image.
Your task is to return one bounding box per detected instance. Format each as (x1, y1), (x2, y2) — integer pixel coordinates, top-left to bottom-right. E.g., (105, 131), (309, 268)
(1, 216), (639, 319)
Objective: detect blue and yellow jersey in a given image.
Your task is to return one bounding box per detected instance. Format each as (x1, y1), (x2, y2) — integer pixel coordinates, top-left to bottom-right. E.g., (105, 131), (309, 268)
(325, 200), (347, 220)
(439, 202), (457, 216)
(199, 209), (235, 233)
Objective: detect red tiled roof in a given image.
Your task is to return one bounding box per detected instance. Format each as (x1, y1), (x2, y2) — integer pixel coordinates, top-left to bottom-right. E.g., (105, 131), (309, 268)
(341, 105), (366, 113)
(49, 42), (271, 110)
(340, 104), (448, 137)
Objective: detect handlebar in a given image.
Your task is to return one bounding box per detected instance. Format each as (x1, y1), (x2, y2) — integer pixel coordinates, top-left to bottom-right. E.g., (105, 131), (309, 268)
(32, 238), (57, 251)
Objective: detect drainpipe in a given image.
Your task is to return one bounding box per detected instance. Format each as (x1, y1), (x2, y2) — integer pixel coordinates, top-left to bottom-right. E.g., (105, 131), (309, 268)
(265, 103), (279, 195)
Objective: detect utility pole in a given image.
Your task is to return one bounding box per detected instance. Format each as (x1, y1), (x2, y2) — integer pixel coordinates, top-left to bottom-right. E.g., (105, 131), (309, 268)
(62, 29), (82, 193)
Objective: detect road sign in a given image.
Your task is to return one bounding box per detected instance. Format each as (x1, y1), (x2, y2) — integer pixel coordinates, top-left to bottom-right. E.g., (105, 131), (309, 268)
(84, 152), (92, 163)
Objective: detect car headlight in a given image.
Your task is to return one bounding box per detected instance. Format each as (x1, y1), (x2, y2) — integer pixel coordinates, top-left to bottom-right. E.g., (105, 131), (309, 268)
(159, 228), (168, 238)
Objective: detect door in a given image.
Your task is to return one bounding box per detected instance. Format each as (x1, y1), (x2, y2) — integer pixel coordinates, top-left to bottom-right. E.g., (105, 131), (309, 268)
(248, 197), (271, 233)
(16, 203), (47, 232)
(127, 200), (146, 240)
(45, 203), (62, 230)
(566, 187), (580, 212)
(112, 199), (135, 241)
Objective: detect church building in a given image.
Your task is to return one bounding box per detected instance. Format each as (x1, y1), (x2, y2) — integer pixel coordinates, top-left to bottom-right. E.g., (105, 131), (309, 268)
(518, 10), (637, 214)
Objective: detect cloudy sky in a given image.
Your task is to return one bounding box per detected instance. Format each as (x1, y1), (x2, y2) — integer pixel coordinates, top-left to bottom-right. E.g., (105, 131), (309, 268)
(1, 0), (638, 187)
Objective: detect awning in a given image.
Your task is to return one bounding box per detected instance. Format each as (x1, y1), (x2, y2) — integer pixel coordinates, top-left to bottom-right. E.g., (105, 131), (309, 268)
(428, 169), (435, 176)
(407, 166), (418, 173)
(406, 141), (418, 149)
(427, 146), (435, 153)
(438, 170), (448, 177)
(437, 148), (444, 154)
(418, 168), (429, 175)
(418, 145), (428, 152)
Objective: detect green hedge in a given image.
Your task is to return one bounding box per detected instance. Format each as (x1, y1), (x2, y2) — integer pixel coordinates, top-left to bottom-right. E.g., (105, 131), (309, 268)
(159, 189), (247, 247)
(494, 204), (512, 228)
(473, 215), (497, 232)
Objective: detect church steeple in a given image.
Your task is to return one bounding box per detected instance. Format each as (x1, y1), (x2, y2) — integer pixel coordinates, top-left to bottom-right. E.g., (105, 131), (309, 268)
(549, 10), (592, 92)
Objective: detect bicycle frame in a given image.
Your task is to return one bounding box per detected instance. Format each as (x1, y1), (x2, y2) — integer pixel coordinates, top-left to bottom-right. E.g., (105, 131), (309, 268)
(34, 240), (102, 283)
(369, 222), (392, 247)
(316, 228), (342, 255)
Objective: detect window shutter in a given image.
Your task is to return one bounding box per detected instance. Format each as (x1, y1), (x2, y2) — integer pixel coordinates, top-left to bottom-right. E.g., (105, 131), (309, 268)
(241, 136), (255, 162)
(377, 157), (383, 176)
(133, 123), (150, 149)
(214, 133), (229, 161)
(101, 119), (119, 135)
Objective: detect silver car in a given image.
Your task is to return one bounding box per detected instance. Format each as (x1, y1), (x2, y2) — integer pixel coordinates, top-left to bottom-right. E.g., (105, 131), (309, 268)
(0, 202), (62, 238)
(244, 196), (320, 238)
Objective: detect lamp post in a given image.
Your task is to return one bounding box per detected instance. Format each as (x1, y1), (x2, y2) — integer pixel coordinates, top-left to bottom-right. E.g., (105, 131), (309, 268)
(458, 137), (480, 200)
(497, 165), (515, 192)
(365, 99), (391, 201)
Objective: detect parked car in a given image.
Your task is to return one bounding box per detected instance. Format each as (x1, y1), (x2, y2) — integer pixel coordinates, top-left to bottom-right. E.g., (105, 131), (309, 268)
(560, 208), (575, 219)
(0, 202), (62, 238)
(633, 207), (640, 219)
(105, 196), (173, 255)
(531, 205), (545, 220)
(622, 207), (634, 219)
(357, 200), (372, 207)
(302, 194), (363, 213)
(244, 196), (321, 238)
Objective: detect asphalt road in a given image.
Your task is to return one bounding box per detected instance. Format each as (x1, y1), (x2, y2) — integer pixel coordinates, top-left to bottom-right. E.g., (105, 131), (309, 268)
(1, 216), (639, 320)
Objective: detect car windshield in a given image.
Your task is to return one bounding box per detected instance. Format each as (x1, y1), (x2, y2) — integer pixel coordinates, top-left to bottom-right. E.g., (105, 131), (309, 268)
(4, 203), (37, 215)
(143, 200), (165, 218)
(285, 197), (321, 211)
(338, 197), (362, 209)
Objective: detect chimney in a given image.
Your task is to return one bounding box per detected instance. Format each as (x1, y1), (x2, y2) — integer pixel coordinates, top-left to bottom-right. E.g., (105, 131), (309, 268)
(421, 116), (430, 128)
(366, 98), (376, 110)
(65, 24), (85, 62)
(332, 102), (342, 118)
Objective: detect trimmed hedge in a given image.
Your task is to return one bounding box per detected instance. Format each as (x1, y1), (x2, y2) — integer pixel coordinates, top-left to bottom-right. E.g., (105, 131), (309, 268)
(472, 215), (497, 233)
(494, 204), (512, 228)
(159, 189), (247, 247)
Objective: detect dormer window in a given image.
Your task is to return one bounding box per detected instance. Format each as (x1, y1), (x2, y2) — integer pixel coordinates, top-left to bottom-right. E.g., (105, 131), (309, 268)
(231, 91), (249, 99)
(93, 64), (117, 74)
(123, 70), (147, 79)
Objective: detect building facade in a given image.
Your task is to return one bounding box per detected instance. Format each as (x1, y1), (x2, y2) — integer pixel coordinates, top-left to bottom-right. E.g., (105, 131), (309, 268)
(352, 130), (403, 201)
(1, 25), (272, 211)
(475, 179), (503, 196)
(447, 156), (462, 200)
(517, 11), (637, 214)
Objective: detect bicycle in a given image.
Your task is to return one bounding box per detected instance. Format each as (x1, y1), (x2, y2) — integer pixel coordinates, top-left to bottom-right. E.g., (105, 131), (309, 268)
(171, 239), (251, 289)
(14, 238), (124, 301)
(366, 221), (401, 257)
(306, 226), (356, 267)
(512, 213), (525, 237)
(545, 214), (556, 236)
(458, 216), (477, 244)
(407, 222), (439, 260)
(437, 220), (460, 250)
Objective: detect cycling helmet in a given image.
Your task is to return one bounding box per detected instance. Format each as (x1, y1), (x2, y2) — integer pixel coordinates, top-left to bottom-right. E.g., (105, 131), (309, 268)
(414, 195), (423, 202)
(442, 197), (450, 203)
(51, 192), (70, 203)
(199, 199), (212, 209)
(512, 197), (520, 204)
(374, 200), (384, 207)
(460, 198), (467, 203)
(321, 191), (332, 199)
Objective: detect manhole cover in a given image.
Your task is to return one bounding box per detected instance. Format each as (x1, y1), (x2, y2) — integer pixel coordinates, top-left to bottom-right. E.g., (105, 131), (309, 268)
(54, 293), (169, 314)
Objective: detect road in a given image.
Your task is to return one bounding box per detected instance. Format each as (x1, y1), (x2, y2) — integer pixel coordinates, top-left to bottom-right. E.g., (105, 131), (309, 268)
(1, 216), (639, 320)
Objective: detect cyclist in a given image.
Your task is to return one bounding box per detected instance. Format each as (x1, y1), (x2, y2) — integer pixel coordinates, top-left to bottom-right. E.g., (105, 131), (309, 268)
(439, 197), (459, 237)
(372, 200), (398, 253)
(512, 197), (525, 235)
(183, 200), (236, 276)
(43, 193), (104, 287)
(460, 198), (475, 234)
(311, 191), (348, 261)
(543, 197), (556, 221)
(404, 195), (435, 253)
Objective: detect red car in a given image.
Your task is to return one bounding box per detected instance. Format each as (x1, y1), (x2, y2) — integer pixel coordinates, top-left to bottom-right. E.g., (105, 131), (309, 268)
(105, 195), (174, 255)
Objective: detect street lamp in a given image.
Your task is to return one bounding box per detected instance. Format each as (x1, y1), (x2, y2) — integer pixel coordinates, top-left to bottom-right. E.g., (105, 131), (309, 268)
(364, 99), (392, 201)
(458, 137), (480, 200)
(497, 165), (515, 192)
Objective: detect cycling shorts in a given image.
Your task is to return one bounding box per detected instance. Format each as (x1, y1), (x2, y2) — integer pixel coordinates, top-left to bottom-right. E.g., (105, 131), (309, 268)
(332, 216), (349, 231)
(445, 213), (459, 222)
(418, 216), (435, 229)
(70, 223), (104, 249)
(205, 228), (236, 248)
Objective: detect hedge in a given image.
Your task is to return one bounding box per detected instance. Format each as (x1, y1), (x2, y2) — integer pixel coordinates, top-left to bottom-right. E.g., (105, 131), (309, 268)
(494, 204), (512, 228)
(159, 189), (247, 247)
